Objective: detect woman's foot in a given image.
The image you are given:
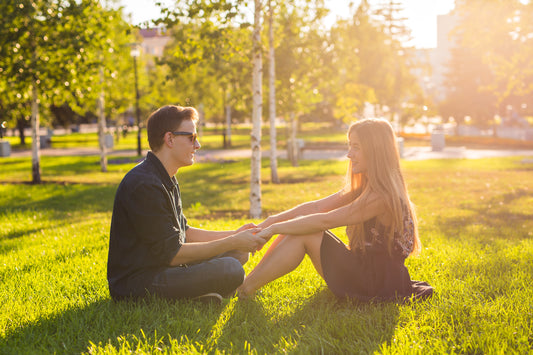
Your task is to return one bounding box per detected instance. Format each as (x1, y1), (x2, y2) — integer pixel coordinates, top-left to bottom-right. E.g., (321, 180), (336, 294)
(236, 284), (256, 300)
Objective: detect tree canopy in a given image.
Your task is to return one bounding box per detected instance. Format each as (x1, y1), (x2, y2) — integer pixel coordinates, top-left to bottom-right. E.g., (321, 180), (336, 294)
(2, 0), (533, 136)
(443, 0), (533, 125)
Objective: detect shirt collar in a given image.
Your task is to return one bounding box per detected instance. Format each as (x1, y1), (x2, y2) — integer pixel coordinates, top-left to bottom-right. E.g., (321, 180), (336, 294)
(146, 151), (178, 189)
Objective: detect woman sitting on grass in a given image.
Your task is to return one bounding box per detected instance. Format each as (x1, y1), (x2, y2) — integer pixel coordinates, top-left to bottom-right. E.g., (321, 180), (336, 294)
(238, 118), (433, 302)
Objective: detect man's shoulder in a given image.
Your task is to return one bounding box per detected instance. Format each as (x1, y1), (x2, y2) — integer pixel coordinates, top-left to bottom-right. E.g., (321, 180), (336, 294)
(119, 161), (162, 192)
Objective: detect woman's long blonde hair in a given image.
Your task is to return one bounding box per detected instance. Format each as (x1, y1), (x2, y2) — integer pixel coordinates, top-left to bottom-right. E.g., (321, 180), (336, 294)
(344, 118), (421, 256)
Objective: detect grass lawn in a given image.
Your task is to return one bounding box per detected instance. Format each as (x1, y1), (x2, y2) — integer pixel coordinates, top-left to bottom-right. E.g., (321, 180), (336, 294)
(0, 154), (532, 354)
(4, 122), (347, 152)
(6, 121), (533, 153)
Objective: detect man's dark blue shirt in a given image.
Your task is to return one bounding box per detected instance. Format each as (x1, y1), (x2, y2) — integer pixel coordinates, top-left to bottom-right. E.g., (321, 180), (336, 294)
(107, 151), (188, 299)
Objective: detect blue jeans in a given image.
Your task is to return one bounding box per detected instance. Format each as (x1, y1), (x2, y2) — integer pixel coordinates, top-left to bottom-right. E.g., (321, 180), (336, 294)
(148, 256), (245, 299)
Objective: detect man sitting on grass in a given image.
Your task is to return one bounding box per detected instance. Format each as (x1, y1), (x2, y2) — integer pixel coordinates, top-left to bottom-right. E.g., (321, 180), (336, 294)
(107, 105), (265, 303)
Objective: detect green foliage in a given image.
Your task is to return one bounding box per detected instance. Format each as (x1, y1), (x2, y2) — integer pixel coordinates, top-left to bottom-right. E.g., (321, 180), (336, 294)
(0, 155), (532, 353)
(2, 0), (533, 134)
(444, 0), (533, 122)
(0, 0), (136, 129)
(158, 2), (253, 123)
(271, 1), (328, 119)
(0, 0), (435, 132)
(154, 0), (426, 126)
(369, 0), (421, 117)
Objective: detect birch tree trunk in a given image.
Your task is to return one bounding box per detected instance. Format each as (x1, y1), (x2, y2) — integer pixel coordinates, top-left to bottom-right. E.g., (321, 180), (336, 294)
(289, 111), (299, 166)
(268, 0), (279, 184)
(98, 67), (108, 172)
(198, 103), (204, 139)
(225, 91), (232, 148)
(249, 0), (263, 219)
(31, 82), (41, 184)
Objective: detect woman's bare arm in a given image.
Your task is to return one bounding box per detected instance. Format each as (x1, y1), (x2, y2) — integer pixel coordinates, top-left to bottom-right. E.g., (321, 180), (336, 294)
(256, 193), (386, 241)
(257, 189), (356, 228)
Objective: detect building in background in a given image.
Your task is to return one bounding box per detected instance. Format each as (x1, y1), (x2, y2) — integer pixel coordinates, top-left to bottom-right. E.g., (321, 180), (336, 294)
(139, 27), (170, 58)
(430, 13), (458, 102)
(413, 11), (458, 104)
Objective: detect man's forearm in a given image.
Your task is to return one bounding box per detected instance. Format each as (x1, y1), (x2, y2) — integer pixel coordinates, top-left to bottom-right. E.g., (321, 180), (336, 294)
(169, 238), (236, 265)
(185, 227), (232, 243)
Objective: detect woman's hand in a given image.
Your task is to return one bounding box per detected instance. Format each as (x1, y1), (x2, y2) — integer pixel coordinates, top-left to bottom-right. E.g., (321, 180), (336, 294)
(235, 222), (257, 233)
(255, 226), (276, 243)
(256, 216), (277, 229)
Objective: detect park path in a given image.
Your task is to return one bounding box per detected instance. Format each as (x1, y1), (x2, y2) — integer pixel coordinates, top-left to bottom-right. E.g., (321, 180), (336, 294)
(6, 145), (533, 162)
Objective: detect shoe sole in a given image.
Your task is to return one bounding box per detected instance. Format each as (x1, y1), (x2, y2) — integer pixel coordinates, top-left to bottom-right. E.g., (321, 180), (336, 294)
(193, 293), (223, 304)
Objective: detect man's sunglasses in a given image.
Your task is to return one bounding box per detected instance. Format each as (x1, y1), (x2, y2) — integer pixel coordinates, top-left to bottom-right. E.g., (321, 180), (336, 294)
(171, 131), (198, 143)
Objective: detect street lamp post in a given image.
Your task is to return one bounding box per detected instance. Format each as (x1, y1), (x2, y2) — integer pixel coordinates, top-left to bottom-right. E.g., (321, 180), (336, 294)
(130, 45), (142, 156)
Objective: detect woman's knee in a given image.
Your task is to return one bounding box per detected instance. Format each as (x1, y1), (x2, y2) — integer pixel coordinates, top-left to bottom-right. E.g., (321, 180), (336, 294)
(303, 232), (324, 252)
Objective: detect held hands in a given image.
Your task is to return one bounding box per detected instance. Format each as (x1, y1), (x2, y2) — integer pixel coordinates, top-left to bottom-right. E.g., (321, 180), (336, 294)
(232, 228), (266, 252)
(234, 223), (264, 253)
(252, 226), (276, 252)
(232, 224), (278, 254)
(235, 222), (257, 233)
(255, 226), (275, 243)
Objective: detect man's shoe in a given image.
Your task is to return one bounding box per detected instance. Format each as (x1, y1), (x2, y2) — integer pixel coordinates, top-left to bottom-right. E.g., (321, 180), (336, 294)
(193, 293), (223, 305)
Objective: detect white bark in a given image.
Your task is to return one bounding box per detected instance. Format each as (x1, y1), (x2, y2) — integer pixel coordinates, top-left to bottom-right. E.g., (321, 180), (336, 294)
(250, 0), (263, 219)
(198, 103), (204, 139)
(31, 82), (41, 183)
(268, 0), (279, 184)
(98, 67), (108, 172)
(289, 112), (299, 166)
(224, 91), (232, 148)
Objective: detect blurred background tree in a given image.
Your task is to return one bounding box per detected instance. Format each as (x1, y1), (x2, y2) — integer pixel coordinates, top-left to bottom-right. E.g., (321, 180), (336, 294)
(1, 0), (533, 153)
(443, 0), (533, 127)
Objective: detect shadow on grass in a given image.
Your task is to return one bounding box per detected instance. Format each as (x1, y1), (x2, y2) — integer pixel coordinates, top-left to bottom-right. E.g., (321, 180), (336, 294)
(512, 164), (533, 172)
(2, 291), (403, 354)
(219, 289), (400, 353)
(0, 184), (116, 247)
(179, 159), (342, 215)
(0, 213), (104, 243)
(288, 290), (400, 353)
(0, 157), (29, 166)
(429, 187), (533, 302)
(1, 297), (225, 354)
(1, 184), (116, 216)
(1, 227), (44, 242)
(180, 164), (251, 211)
(436, 188), (533, 242)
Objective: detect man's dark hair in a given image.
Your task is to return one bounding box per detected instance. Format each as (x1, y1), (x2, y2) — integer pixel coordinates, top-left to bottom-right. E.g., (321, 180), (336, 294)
(147, 105), (198, 152)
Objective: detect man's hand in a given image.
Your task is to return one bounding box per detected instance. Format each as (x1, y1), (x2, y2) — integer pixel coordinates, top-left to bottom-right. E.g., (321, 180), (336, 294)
(232, 228), (266, 252)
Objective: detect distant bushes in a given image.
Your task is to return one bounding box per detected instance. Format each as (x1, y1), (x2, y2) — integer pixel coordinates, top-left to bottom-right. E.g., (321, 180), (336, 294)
(400, 133), (533, 149)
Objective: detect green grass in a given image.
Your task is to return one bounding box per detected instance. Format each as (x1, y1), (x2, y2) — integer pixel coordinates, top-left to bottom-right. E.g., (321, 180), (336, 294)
(1, 154), (532, 354)
(4, 122), (345, 152)
(5, 130), (259, 152)
(9, 121), (533, 154)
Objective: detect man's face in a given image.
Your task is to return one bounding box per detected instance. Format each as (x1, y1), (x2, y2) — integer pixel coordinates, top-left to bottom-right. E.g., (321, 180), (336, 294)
(171, 119), (201, 168)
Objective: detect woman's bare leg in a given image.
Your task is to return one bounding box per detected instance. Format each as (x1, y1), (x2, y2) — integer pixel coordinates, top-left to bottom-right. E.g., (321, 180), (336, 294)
(238, 232), (324, 298)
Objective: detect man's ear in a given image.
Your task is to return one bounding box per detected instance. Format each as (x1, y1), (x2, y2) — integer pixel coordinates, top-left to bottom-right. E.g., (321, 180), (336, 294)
(163, 132), (173, 148)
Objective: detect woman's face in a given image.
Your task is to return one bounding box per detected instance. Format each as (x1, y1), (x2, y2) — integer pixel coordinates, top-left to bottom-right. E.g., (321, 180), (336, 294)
(347, 131), (367, 174)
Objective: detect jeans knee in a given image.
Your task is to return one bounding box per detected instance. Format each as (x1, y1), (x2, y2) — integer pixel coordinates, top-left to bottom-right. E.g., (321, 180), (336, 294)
(221, 257), (245, 288)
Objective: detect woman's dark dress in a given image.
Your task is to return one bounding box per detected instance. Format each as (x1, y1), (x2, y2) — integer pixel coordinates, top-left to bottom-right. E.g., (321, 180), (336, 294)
(320, 209), (433, 302)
